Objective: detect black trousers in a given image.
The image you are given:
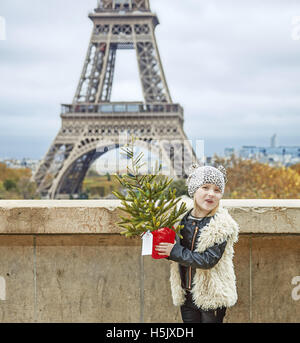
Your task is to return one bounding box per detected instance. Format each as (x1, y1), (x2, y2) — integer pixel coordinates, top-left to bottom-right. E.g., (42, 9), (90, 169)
(180, 291), (226, 323)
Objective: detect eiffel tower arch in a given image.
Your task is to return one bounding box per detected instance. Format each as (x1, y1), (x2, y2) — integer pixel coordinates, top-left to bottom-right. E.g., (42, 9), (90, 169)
(32, 0), (200, 199)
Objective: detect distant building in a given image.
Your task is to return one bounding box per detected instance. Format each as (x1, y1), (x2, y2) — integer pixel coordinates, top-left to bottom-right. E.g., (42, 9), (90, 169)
(225, 135), (300, 166)
(0, 158), (41, 172)
(270, 134), (277, 148)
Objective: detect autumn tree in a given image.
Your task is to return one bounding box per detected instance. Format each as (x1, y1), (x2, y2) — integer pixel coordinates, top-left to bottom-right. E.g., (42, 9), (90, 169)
(0, 163), (40, 199)
(213, 154), (300, 199)
(290, 162), (300, 176)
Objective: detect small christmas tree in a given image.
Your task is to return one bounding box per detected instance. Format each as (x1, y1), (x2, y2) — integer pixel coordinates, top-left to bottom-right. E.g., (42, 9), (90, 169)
(112, 136), (187, 239)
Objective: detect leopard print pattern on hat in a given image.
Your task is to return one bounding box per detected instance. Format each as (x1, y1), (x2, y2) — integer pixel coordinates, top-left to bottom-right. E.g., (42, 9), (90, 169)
(186, 165), (226, 198)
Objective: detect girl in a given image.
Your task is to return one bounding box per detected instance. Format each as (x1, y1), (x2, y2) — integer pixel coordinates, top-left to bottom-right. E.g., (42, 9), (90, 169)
(155, 164), (239, 323)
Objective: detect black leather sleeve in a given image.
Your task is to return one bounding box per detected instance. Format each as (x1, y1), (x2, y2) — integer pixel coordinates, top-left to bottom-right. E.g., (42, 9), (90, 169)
(167, 234), (227, 269)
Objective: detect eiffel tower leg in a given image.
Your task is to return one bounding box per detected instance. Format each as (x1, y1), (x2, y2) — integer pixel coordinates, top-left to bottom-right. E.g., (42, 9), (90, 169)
(54, 150), (96, 197)
(33, 140), (74, 197)
(73, 35), (112, 103)
(135, 40), (171, 103)
(96, 42), (116, 102)
(155, 133), (199, 179)
(33, 143), (59, 187)
(47, 139), (120, 199)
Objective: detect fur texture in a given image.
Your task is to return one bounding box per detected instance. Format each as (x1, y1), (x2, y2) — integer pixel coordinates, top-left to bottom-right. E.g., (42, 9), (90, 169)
(169, 198), (239, 310)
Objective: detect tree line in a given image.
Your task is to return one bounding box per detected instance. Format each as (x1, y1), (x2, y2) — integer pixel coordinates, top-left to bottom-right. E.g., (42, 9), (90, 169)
(1, 154), (300, 200)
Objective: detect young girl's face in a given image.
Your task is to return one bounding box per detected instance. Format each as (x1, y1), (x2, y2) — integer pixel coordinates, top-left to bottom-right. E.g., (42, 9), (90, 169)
(194, 183), (223, 213)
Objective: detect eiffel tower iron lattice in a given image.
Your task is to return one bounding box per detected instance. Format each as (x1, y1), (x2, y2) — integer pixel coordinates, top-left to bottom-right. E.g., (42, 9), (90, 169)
(32, 0), (200, 199)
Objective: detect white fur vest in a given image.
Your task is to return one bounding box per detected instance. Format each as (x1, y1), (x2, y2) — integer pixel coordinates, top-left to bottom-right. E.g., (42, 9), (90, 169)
(169, 198), (239, 310)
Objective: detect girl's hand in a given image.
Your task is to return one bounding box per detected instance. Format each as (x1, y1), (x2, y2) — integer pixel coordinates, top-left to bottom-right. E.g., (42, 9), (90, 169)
(155, 242), (175, 256)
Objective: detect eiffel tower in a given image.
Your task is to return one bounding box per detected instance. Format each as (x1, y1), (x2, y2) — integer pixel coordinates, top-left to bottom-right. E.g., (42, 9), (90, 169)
(33, 0), (199, 199)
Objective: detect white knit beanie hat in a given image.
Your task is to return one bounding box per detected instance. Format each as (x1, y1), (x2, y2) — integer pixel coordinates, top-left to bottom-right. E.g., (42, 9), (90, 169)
(186, 163), (228, 198)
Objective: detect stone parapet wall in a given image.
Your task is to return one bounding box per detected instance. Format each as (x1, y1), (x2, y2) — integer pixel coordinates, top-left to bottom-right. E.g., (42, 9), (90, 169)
(0, 199), (299, 322)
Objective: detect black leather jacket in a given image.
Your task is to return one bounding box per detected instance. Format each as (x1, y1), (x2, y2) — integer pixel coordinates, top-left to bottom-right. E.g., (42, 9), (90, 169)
(168, 208), (227, 290)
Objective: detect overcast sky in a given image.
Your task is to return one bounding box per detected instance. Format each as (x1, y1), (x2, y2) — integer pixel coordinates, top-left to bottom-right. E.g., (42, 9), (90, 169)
(0, 0), (300, 160)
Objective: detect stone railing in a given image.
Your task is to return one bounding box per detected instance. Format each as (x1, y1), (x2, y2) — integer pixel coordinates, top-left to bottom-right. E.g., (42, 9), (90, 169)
(0, 199), (299, 323)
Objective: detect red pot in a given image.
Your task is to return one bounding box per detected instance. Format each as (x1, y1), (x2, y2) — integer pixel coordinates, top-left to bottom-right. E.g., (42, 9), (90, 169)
(151, 226), (176, 259)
